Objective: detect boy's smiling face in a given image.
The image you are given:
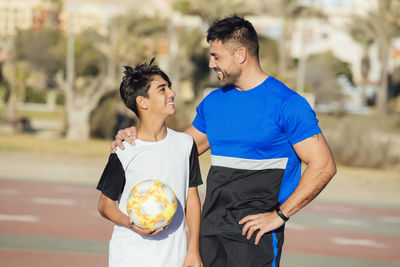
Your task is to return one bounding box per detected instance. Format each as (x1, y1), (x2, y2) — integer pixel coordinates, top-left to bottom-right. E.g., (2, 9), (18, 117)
(142, 74), (176, 117)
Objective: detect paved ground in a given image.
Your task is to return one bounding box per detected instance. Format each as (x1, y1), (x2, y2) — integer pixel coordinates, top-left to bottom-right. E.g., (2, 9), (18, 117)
(1, 151), (399, 267)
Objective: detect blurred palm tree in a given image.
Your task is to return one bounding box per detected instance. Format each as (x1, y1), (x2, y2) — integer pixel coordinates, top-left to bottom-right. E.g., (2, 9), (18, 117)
(160, 0), (260, 130)
(172, 0), (259, 88)
(55, 31), (110, 140)
(277, 0), (302, 74)
(306, 52), (351, 107)
(262, 0), (325, 77)
(349, 0), (400, 114)
(347, 18), (375, 104)
(104, 11), (167, 64)
(174, 0), (257, 25)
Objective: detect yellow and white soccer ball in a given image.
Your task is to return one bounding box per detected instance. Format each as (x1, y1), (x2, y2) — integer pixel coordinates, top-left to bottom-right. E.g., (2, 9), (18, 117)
(127, 179), (177, 230)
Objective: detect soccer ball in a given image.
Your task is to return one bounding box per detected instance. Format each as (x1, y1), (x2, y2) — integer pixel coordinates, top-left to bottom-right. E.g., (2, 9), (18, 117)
(127, 179), (177, 230)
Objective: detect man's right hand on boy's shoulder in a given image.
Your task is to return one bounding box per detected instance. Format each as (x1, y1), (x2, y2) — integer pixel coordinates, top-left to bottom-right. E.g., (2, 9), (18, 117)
(111, 126), (138, 152)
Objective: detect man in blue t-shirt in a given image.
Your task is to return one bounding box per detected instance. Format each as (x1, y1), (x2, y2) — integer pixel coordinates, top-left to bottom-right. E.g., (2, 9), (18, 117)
(113, 16), (336, 267)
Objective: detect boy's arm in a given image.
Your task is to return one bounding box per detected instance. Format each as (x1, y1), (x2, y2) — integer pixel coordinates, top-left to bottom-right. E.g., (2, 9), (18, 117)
(98, 193), (165, 235)
(183, 187), (203, 267)
(98, 193), (131, 226)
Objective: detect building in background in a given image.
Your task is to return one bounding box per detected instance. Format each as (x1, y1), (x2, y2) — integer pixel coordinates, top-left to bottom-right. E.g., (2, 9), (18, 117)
(0, 0), (42, 37)
(0, 0), (124, 37)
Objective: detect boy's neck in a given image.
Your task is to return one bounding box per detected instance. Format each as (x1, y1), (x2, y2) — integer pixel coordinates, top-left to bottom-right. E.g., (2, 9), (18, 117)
(137, 119), (168, 142)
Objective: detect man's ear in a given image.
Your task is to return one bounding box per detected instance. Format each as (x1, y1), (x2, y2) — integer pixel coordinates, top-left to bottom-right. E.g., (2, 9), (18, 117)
(136, 96), (149, 110)
(235, 47), (247, 64)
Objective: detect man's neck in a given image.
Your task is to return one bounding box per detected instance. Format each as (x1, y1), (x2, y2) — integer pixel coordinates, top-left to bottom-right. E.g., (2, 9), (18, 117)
(137, 118), (168, 142)
(235, 63), (268, 91)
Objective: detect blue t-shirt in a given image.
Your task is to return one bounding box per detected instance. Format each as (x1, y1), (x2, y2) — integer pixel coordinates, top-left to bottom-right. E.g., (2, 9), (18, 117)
(193, 76), (321, 235)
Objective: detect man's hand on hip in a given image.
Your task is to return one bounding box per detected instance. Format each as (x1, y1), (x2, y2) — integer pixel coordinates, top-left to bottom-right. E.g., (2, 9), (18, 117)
(239, 211), (285, 245)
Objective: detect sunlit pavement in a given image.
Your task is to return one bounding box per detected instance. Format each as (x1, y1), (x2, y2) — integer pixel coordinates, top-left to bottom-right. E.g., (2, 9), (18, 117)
(0, 179), (399, 267)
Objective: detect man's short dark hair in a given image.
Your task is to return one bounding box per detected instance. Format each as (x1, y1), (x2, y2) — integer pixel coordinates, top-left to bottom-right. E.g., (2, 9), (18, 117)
(207, 15), (259, 57)
(119, 58), (171, 117)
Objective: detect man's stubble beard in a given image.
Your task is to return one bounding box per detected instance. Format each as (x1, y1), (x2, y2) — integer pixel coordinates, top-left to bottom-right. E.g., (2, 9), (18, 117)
(219, 69), (241, 87)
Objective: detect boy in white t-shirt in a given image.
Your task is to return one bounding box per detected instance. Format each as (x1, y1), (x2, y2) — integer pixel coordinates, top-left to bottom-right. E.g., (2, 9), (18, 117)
(97, 59), (203, 267)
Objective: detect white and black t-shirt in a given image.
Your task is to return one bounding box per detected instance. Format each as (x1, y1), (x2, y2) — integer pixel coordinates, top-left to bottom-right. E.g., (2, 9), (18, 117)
(97, 128), (202, 267)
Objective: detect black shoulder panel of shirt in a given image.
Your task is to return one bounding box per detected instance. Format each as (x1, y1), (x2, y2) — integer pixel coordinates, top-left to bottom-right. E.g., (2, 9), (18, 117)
(96, 153), (126, 201)
(189, 139), (203, 187)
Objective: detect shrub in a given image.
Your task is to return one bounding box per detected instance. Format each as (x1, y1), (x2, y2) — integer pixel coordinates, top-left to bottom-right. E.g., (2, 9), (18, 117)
(319, 113), (400, 170)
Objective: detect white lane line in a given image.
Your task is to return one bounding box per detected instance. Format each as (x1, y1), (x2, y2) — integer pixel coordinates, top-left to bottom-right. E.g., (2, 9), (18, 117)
(332, 236), (386, 248)
(381, 216), (400, 224)
(32, 197), (76, 206)
(285, 223), (307, 231)
(0, 214), (39, 223)
(310, 205), (355, 214)
(54, 186), (93, 194)
(328, 218), (369, 227)
(0, 189), (19, 195)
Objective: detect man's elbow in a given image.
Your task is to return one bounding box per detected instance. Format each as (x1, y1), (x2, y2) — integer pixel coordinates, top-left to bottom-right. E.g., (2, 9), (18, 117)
(331, 164), (337, 177)
(325, 159), (337, 182)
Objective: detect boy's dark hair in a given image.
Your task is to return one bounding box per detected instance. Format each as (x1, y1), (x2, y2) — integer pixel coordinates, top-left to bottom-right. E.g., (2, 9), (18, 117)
(119, 58), (171, 117)
(207, 15), (259, 57)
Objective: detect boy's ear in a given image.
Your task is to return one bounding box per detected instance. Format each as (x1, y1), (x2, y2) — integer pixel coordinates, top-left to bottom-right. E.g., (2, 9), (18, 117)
(136, 96), (149, 110)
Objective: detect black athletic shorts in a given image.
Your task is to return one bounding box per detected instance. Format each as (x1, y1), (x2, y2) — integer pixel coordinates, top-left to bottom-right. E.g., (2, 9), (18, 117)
(199, 228), (284, 267)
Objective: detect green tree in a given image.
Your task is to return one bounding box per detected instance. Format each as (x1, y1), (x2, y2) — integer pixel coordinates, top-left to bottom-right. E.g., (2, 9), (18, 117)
(306, 52), (352, 106)
(55, 31), (113, 140)
(57, 11), (168, 140)
(2, 61), (30, 129)
(2, 28), (58, 132)
(259, 36), (279, 78)
(14, 28), (64, 87)
(166, 0), (260, 130)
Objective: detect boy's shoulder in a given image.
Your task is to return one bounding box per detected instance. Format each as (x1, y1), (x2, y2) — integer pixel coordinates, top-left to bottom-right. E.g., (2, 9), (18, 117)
(113, 141), (136, 168)
(114, 128), (194, 159)
(167, 128), (194, 147)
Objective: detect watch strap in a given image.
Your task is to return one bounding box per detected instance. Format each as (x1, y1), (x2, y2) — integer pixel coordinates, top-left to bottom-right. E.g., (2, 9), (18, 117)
(275, 207), (289, 222)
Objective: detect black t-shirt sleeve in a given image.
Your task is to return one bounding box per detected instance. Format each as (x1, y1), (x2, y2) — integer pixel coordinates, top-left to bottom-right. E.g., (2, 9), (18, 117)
(96, 153), (126, 201)
(189, 140), (203, 187)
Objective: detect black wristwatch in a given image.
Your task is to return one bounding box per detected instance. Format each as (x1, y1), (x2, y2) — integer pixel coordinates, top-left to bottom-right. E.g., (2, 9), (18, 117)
(275, 207), (289, 222)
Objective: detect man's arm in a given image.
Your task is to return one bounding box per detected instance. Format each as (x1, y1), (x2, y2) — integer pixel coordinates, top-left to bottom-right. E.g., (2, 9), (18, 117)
(279, 133), (336, 217)
(184, 125), (209, 155)
(182, 187), (203, 267)
(111, 125), (210, 155)
(239, 133), (336, 245)
(98, 194), (165, 235)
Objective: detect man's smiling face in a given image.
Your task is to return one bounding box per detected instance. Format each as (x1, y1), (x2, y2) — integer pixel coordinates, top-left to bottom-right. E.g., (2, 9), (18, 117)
(209, 39), (242, 87)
